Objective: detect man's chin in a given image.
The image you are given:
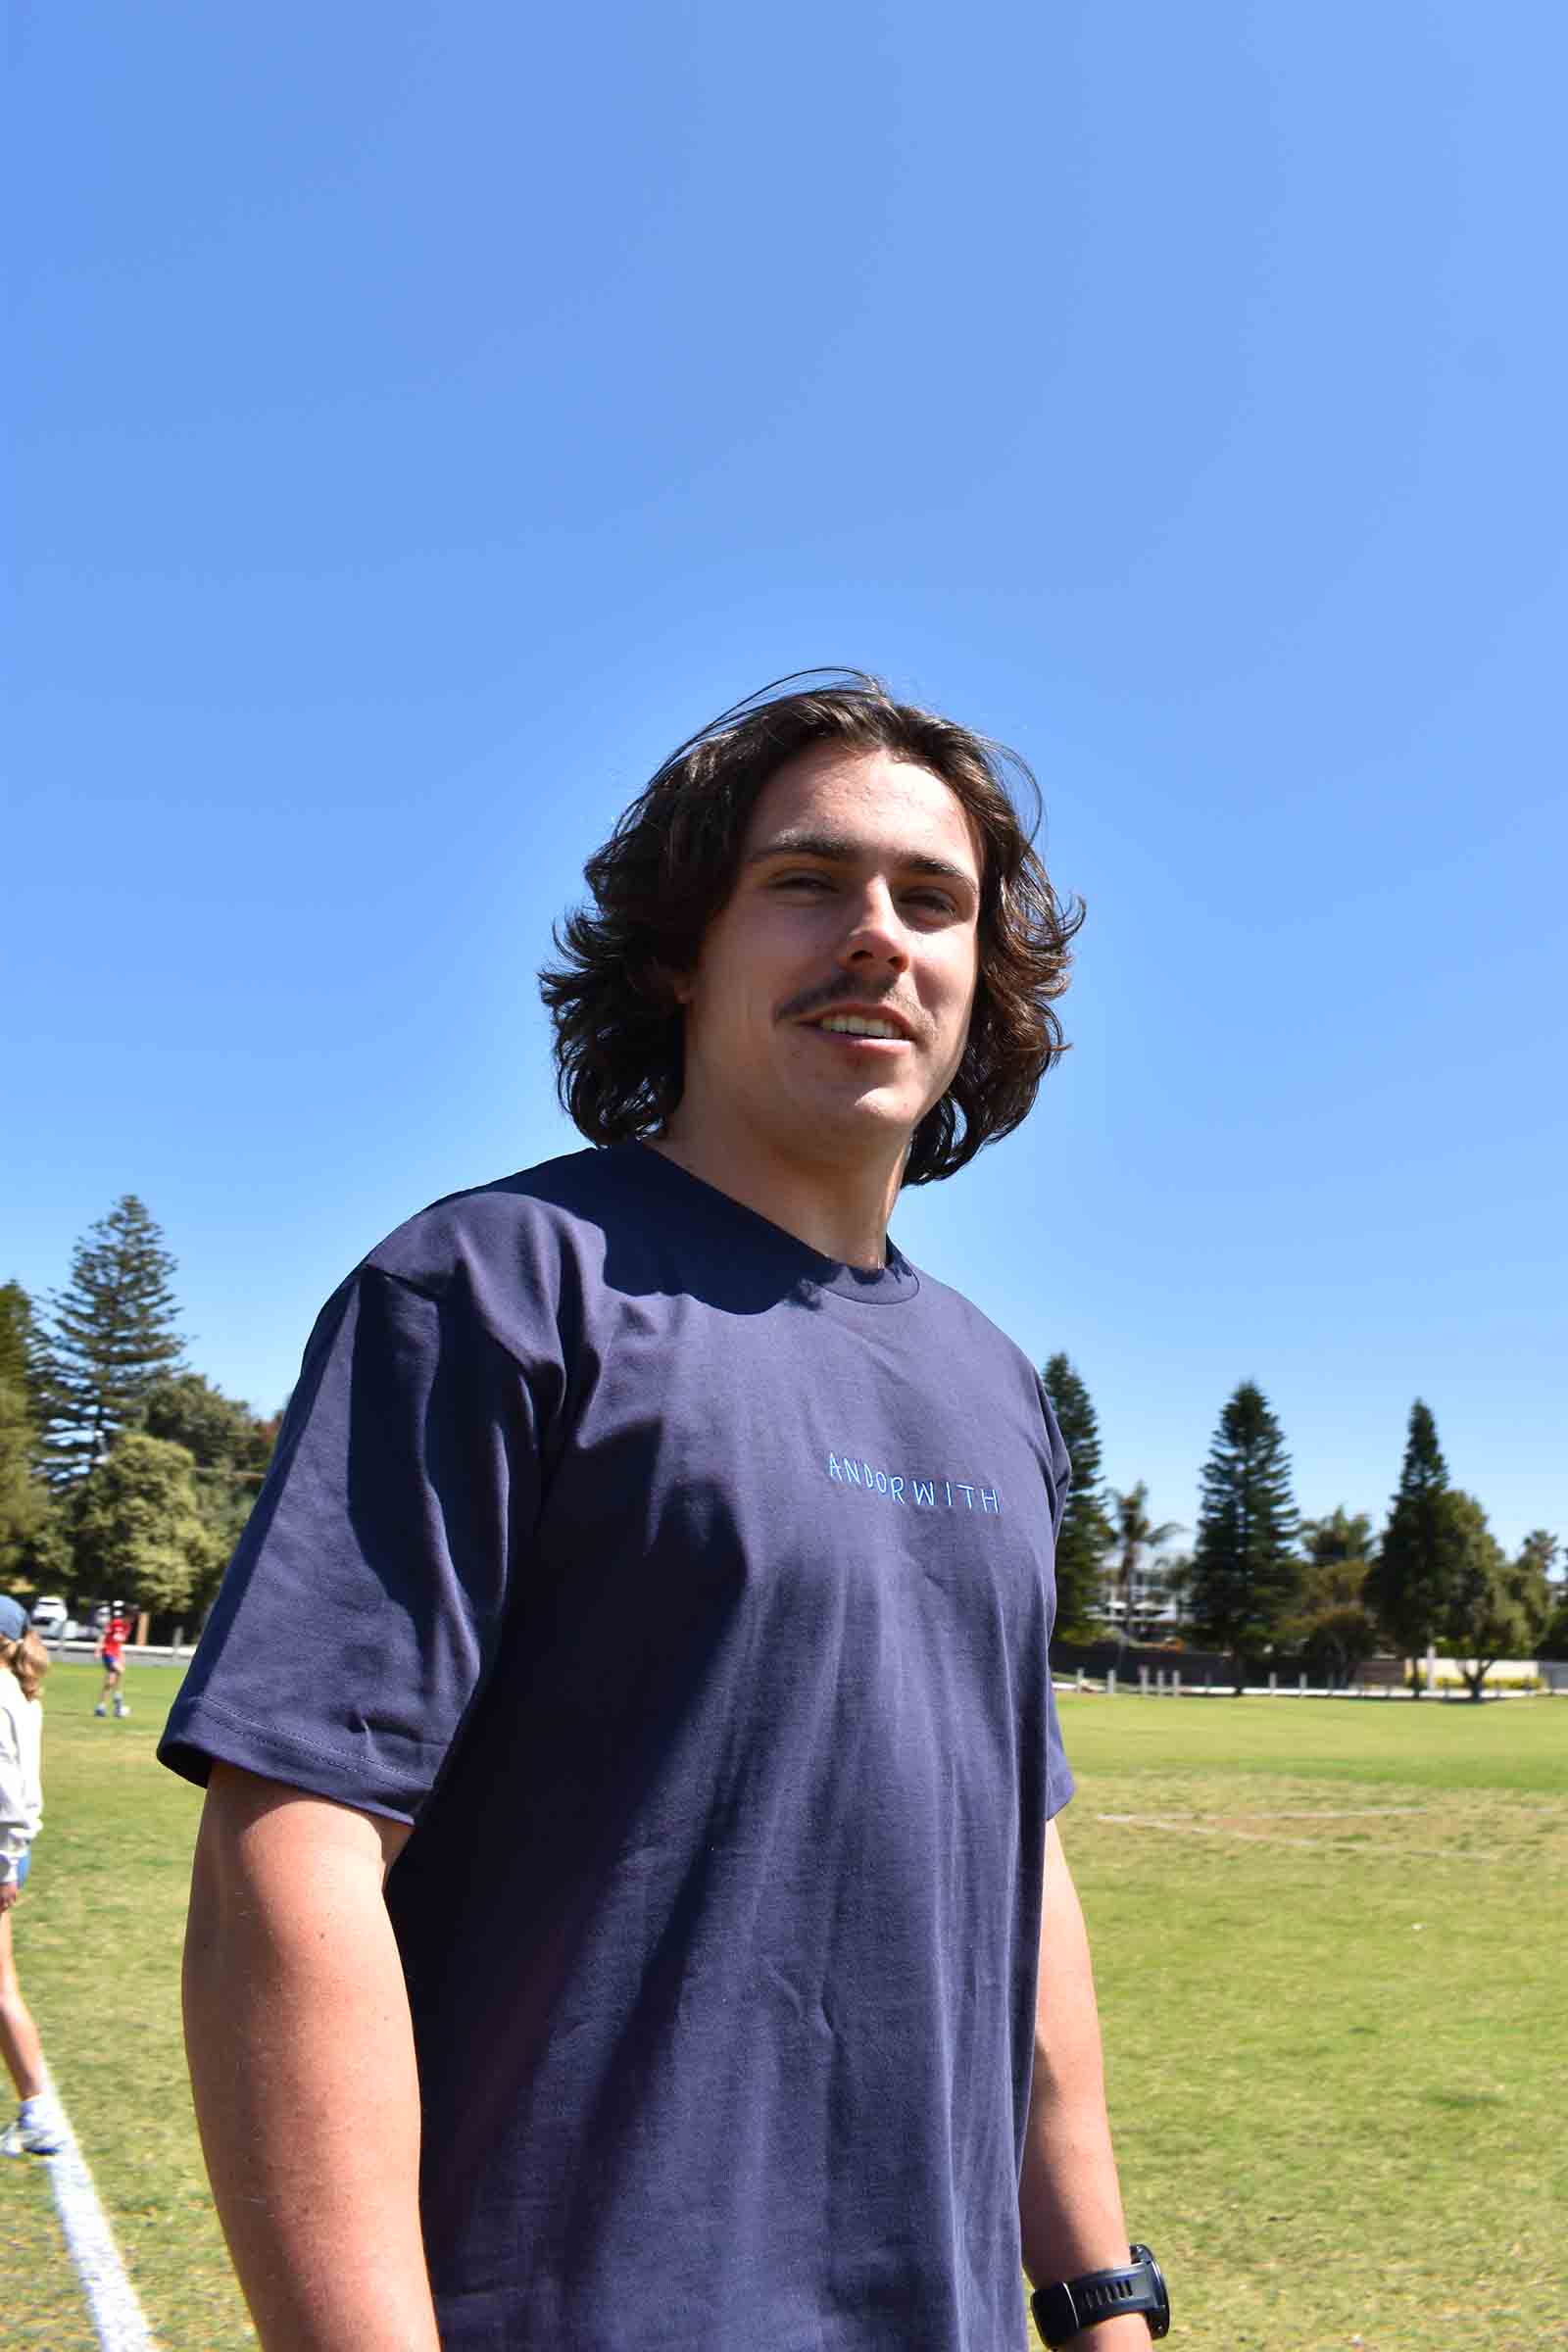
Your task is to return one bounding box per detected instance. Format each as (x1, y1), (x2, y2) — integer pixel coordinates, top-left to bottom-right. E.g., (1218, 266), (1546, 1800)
(792, 1089), (927, 1155)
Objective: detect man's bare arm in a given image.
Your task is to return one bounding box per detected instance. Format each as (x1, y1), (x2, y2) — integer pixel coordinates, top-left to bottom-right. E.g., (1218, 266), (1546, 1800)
(1018, 1818), (1152, 2349)
(183, 1763), (441, 2352)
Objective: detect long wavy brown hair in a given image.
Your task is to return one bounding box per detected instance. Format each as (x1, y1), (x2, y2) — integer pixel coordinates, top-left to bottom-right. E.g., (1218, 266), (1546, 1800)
(539, 672), (1083, 1186)
(0, 1628), (48, 1703)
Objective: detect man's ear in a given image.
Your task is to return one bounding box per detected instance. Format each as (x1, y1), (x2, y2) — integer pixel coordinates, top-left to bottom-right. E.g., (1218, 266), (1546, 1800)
(638, 958), (691, 1009)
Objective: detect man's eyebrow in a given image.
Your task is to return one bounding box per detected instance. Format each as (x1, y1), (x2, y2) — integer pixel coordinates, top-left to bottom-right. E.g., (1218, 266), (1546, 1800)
(744, 829), (977, 888)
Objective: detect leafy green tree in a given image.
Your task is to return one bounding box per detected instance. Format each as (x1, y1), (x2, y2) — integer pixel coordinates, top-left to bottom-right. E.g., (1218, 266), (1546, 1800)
(131, 1373), (276, 1613)
(1104, 1482), (1183, 1645)
(1439, 1494), (1551, 1701)
(1187, 1381), (1300, 1690)
(1040, 1353), (1114, 1639)
(1364, 1399), (1457, 1694)
(1527, 1534), (1567, 1658)
(135, 1372), (273, 1482)
(1292, 1508), (1380, 1690)
(43, 1196), (185, 1492)
(73, 1431), (223, 1621)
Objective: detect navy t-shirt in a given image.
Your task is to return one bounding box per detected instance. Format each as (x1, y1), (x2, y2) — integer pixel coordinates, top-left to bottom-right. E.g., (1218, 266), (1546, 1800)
(162, 1145), (1074, 2350)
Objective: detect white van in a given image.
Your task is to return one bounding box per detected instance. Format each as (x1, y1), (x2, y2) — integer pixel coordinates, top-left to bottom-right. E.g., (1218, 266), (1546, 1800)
(28, 1597), (81, 1642)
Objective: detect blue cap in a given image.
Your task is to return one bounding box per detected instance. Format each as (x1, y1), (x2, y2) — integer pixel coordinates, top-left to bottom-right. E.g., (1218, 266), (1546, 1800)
(0, 1595), (28, 1643)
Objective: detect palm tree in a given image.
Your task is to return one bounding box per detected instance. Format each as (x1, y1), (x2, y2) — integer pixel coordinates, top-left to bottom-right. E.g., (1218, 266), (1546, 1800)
(1105, 1482), (1184, 1646)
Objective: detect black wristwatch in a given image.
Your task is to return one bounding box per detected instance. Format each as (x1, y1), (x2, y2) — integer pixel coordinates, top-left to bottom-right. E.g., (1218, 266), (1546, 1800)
(1031, 2243), (1169, 2344)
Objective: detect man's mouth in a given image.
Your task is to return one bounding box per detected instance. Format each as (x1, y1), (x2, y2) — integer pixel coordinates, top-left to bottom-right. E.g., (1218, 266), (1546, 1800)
(811, 1013), (906, 1040)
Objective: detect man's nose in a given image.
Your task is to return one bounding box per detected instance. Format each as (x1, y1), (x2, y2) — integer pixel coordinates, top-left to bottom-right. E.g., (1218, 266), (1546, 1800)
(835, 879), (909, 972)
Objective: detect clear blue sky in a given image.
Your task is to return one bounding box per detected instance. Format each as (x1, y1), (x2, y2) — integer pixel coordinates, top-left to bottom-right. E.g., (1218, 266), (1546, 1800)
(8, 3), (1565, 1560)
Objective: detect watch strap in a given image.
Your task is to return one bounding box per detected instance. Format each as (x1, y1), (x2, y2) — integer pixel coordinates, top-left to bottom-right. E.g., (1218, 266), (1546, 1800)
(1031, 2243), (1169, 2344)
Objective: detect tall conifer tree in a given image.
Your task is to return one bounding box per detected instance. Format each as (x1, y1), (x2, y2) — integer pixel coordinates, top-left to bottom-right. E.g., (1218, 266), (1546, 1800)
(1187, 1380), (1299, 1689)
(1364, 1398), (1456, 1694)
(43, 1196), (186, 1490)
(1039, 1353), (1113, 1639)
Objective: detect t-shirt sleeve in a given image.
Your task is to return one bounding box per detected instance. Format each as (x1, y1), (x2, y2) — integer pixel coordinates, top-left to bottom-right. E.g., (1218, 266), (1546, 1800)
(0, 1688), (28, 1879)
(1034, 1371), (1073, 1544)
(159, 1263), (543, 1822)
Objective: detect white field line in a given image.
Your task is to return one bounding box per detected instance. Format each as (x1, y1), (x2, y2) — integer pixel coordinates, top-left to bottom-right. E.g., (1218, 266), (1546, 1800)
(1096, 1811), (1517, 1864)
(10, 2066), (160, 2351)
(1191, 1805), (1430, 1819)
(1099, 1813), (1360, 1853)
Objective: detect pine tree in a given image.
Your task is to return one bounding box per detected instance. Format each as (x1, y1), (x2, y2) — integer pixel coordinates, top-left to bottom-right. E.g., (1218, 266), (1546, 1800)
(1363, 1399), (1457, 1694)
(1187, 1381), (1299, 1690)
(43, 1196), (186, 1490)
(1039, 1353), (1114, 1639)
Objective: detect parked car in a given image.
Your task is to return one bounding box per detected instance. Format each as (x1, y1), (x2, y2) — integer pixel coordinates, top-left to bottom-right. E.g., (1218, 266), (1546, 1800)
(29, 1596), (82, 1642)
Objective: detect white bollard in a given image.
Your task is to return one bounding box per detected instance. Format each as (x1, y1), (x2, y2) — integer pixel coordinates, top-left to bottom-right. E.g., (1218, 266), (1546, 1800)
(1077, 1668), (1085, 1692)
(1298, 1672), (1306, 1695)
(1106, 1668), (1116, 1697)
(1172, 1669), (1181, 1698)
(1269, 1671), (1278, 1694)
(1139, 1665), (1150, 1694)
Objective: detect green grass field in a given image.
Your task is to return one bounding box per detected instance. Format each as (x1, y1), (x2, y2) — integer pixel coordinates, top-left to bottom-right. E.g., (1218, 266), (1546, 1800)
(5, 1668), (1565, 2349)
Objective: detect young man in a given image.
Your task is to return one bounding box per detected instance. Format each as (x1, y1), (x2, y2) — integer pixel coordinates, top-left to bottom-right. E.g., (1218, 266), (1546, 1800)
(161, 677), (1168, 2351)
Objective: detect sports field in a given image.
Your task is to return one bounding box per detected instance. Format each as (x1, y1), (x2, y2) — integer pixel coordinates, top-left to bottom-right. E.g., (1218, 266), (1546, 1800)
(5, 1668), (1565, 2349)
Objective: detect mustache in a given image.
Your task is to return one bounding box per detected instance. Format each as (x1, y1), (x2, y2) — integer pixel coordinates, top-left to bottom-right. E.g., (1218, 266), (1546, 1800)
(775, 975), (911, 1025)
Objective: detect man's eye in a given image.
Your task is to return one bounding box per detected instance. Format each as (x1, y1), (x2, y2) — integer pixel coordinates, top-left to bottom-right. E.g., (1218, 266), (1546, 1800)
(906, 890), (956, 915)
(773, 872), (832, 892)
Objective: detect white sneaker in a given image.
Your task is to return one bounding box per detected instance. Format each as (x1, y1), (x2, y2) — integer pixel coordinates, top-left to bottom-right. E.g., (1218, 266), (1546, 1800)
(94, 1704), (107, 1717)
(115, 1701), (129, 1718)
(10, 2100), (65, 2155)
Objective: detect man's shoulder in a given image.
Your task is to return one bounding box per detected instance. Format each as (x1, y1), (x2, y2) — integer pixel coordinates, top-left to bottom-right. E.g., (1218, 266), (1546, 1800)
(901, 1254), (1041, 1384)
(899, 1254), (1068, 1461)
(361, 1145), (645, 1297)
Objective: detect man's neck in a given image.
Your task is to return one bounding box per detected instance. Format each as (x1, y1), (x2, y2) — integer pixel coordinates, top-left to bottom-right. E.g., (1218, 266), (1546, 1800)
(649, 1118), (906, 1270)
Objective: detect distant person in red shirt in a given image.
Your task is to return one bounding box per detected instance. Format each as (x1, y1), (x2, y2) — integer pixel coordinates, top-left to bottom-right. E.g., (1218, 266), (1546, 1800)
(94, 1608), (130, 1720)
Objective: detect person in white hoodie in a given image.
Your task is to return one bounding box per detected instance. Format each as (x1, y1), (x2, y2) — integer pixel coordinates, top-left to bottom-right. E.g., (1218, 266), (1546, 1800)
(0, 1592), (64, 2156)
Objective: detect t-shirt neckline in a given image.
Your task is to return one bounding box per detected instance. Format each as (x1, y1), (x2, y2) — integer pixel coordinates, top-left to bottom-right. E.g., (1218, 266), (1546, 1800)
(623, 1143), (920, 1306)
